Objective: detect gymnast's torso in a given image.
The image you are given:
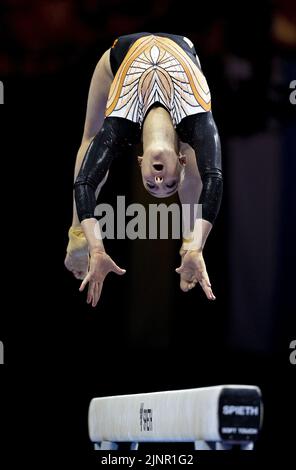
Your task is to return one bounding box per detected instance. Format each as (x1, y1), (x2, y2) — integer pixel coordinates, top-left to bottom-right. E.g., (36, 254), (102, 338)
(106, 32), (211, 128)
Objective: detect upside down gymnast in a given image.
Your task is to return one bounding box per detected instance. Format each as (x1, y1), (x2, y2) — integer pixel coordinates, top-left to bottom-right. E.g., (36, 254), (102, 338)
(64, 32), (223, 307)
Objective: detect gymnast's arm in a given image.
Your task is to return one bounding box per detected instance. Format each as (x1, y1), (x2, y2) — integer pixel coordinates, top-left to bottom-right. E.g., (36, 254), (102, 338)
(65, 49), (113, 278)
(177, 111), (223, 248)
(74, 118), (140, 306)
(72, 49), (113, 228)
(176, 112), (222, 300)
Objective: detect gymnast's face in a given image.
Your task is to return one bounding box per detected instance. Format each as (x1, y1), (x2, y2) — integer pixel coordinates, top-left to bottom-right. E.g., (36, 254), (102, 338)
(138, 148), (186, 198)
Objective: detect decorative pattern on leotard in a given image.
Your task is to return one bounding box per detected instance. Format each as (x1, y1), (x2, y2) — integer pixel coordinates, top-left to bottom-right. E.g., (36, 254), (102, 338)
(105, 35), (211, 127)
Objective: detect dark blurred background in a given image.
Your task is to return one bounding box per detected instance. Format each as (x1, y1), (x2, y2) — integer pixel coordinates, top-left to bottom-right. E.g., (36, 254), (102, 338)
(0, 0), (295, 463)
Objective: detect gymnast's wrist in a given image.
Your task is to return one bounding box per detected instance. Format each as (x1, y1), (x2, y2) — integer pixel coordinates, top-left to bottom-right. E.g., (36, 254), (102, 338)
(68, 225), (84, 236)
(181, 238), (203, 253)
(67, 225), (88, 254)
(88, 237), (105, 255)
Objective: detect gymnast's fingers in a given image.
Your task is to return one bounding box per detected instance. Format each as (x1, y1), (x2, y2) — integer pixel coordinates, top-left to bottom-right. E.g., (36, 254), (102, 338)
(199, 278), (216, 300)
(188, 279), (198, 290)
(110, 259), (126, 275)
(92, 283), (99, 307)
(79, 272), (91, 292)
(180, 277), (190, 292)
(180, 271), (196, 291)
(92, 282), (103, 307)
(73, 270), (85, 280)
(87, 280), (95, 304)
(175, 265), (185, 274)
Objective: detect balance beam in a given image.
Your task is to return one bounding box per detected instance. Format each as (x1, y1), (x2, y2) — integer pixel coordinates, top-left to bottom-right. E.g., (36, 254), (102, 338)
(89, 385), (263, 450)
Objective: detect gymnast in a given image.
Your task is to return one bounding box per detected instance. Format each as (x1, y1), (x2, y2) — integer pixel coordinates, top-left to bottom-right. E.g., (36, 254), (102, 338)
(64, 33), (223, 307)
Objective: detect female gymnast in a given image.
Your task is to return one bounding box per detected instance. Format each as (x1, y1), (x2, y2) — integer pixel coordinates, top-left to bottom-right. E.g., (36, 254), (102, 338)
(64, 33), (223, 307)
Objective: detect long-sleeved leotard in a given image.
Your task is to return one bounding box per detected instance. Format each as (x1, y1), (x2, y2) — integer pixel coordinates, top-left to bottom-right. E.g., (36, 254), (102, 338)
(74, 32), (222, 224)
(75, 117), (140, 222)
(176, 112), (223, 224)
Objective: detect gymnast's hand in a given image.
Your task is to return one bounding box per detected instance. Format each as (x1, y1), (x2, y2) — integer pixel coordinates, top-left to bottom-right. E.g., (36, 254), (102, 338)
(65, 251), (89, 280)
(79, 249), (126, 307)
(64, 226), (89, 280)
(176, 249), (216, 300)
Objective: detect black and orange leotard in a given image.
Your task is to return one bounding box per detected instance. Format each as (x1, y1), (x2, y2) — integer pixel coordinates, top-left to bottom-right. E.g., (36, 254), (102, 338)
(107, 33), (211, 126)
(75, 33), (222, 224)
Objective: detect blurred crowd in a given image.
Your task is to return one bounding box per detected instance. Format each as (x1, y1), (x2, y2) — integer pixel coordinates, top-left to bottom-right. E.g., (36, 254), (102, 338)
(1, 0), (295, 134)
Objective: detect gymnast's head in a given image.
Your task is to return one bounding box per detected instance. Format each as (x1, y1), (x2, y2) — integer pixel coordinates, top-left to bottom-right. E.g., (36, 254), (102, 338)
(138, 106), (186, 198)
